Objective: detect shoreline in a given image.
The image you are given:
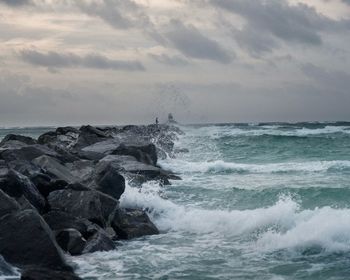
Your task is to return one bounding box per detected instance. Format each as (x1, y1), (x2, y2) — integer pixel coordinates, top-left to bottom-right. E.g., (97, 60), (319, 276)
(0, 124), (184, 279)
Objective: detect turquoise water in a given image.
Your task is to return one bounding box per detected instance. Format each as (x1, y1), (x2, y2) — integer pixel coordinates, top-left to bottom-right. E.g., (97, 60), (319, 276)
(2, 123), (350, 279)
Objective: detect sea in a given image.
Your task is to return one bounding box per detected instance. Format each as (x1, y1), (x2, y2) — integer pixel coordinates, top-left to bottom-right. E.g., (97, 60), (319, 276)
(1, 122), (350, 280)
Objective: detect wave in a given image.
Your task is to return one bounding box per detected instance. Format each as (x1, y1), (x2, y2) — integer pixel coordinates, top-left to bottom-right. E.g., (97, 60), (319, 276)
(193, 125), (350, 139)
(160, 159), (350, 174)
(121, 184), (350, 253)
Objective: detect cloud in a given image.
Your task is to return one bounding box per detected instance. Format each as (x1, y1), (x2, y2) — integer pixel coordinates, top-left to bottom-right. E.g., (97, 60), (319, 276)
(19, 49), (145, 71)
(210, 0), (347, 55)
(0, 0), (30, 6)
(164, 20), (233, 64)
(76, 0), (149, 29)
(149, 53), (189, 66)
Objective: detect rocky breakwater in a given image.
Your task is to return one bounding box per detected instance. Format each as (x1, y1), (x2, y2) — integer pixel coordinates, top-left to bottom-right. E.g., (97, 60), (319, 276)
(0, 124), (183, 279)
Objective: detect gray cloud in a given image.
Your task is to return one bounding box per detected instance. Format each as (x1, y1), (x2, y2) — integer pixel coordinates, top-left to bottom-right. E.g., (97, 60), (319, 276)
(76, 0), (149, 29)
(0, 0), (30, 6)
(19, 49), (145, 71)
(164, 21), (233, 64)
(149, 53), (189, 66)
(210, 0), (348, 56)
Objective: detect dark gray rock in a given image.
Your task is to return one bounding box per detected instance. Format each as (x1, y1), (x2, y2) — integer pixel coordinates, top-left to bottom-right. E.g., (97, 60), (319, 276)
(74, 125), (111, 149)
(55, 229), (86, 256)
(0, 189), (20, 218)
(47, 189), (119, 228)
(0, 145), (59, 162)
(82, 138), (121, 155)
(112, 208), (159, 240)
(94, 161), (125, 200)
(112, 143), (158, 166)
(83, 228), (116, 254)
(21, 267), (82, 280)
(0, 255), (18, 277)
(30, 173), (68, 197)
(32, 155), (78, 183)
(0, 209), (70, 271)
(43, 211), (98, 240)
(0, 134), (37, 146)
(0, 169), (45, 212)
(7, 160), (42, 177)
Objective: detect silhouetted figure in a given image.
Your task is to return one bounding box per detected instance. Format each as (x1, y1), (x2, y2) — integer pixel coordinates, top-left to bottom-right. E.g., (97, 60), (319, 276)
(155, 117), (159, 125)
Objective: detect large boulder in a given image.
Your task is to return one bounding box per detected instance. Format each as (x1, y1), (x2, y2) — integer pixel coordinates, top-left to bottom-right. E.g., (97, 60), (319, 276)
(74, 125), (111, 149)
(47, 189), (119, 228)
(21, 267), (82, 280)
(0, 209), (70, 271)
(0, 169), (45, 212)
(0, 145), (59, 162)
(93, 161), (125, 200)
(32, 155), (78, 183)
(0, 134), (37, 146)
(112, 208), (159, 240)
(112, 143), (158, 166)
(30, 173), (68, 197)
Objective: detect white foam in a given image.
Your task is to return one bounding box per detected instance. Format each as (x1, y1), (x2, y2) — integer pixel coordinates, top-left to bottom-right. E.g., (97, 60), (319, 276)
(121, 185), (350, 253)
(160, 159), (350, 174)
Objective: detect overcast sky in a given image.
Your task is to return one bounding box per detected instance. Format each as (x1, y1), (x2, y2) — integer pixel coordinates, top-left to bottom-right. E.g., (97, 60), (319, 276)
(0, 0), (349, 126)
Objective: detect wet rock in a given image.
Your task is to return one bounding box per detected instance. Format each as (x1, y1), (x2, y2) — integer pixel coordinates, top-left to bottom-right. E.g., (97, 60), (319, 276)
(0, 189), (20, 218)
(0, 169), (45, 212)
(55, 229), (86, 256)
(43, 211), (98, 240)
(30, 173), (68, 197)
(93, 161), (125, 200)
(0, 255), (17, 276)
(83, 228), (116, 254)
(0, 145), (59, 162)
(0, 134), (37, 146)
(74, 125), (111, 149)
(47, 189), (119, 228)
(112, 208), (159, 240)
(7, 160), (42, 177)
(32, 155), (78, 183)
(21, 267), (82, 280)
(112, 143), (158, 166)
(82, 138), (121, 155)
(0, 209), (70, 271)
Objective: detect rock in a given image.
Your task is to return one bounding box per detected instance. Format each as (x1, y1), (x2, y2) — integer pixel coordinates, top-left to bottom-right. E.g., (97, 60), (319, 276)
(82, 138), (121, 155)
(55, 229), (86, 256)
(30, 173), (68, 197)
(0, 140), (28, 151)
(74, 125), (111, 149)
(16, 196), (37, 211)
(0, 169), (46, 212)
(0, 145), (59, 162)
(32, 155), (78, 183)
(75, 150), (105, 161)
(100, 155), (176, 184)
(0, 209), (70, 271)
(7, 160), (42, 177)
(112, 143), (158, 166)
(112, 208), (159, 240)
(65, 160), (95, 184)
(0, 134), (37, 146)
(93, 161), (125, 200)
(0, 255), (18, 276)
(0, 189), (20, 218)
(43, 211), (98, 240)
(38, 127), (79, 148)
(21, 267), (82, 280)
(83, 228), (116, 254)
(47, 189), (119, 228)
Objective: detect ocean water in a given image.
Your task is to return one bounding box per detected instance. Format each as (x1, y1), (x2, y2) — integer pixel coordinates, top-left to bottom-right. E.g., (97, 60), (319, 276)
(2, 122), (350, 279)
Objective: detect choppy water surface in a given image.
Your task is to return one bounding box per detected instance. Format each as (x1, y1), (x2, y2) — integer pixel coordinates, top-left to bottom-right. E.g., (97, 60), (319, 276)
(3, 122), (350, 279)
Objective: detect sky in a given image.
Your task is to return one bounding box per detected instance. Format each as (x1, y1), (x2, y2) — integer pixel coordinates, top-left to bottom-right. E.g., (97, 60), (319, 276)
(0, 0), (349, 126)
